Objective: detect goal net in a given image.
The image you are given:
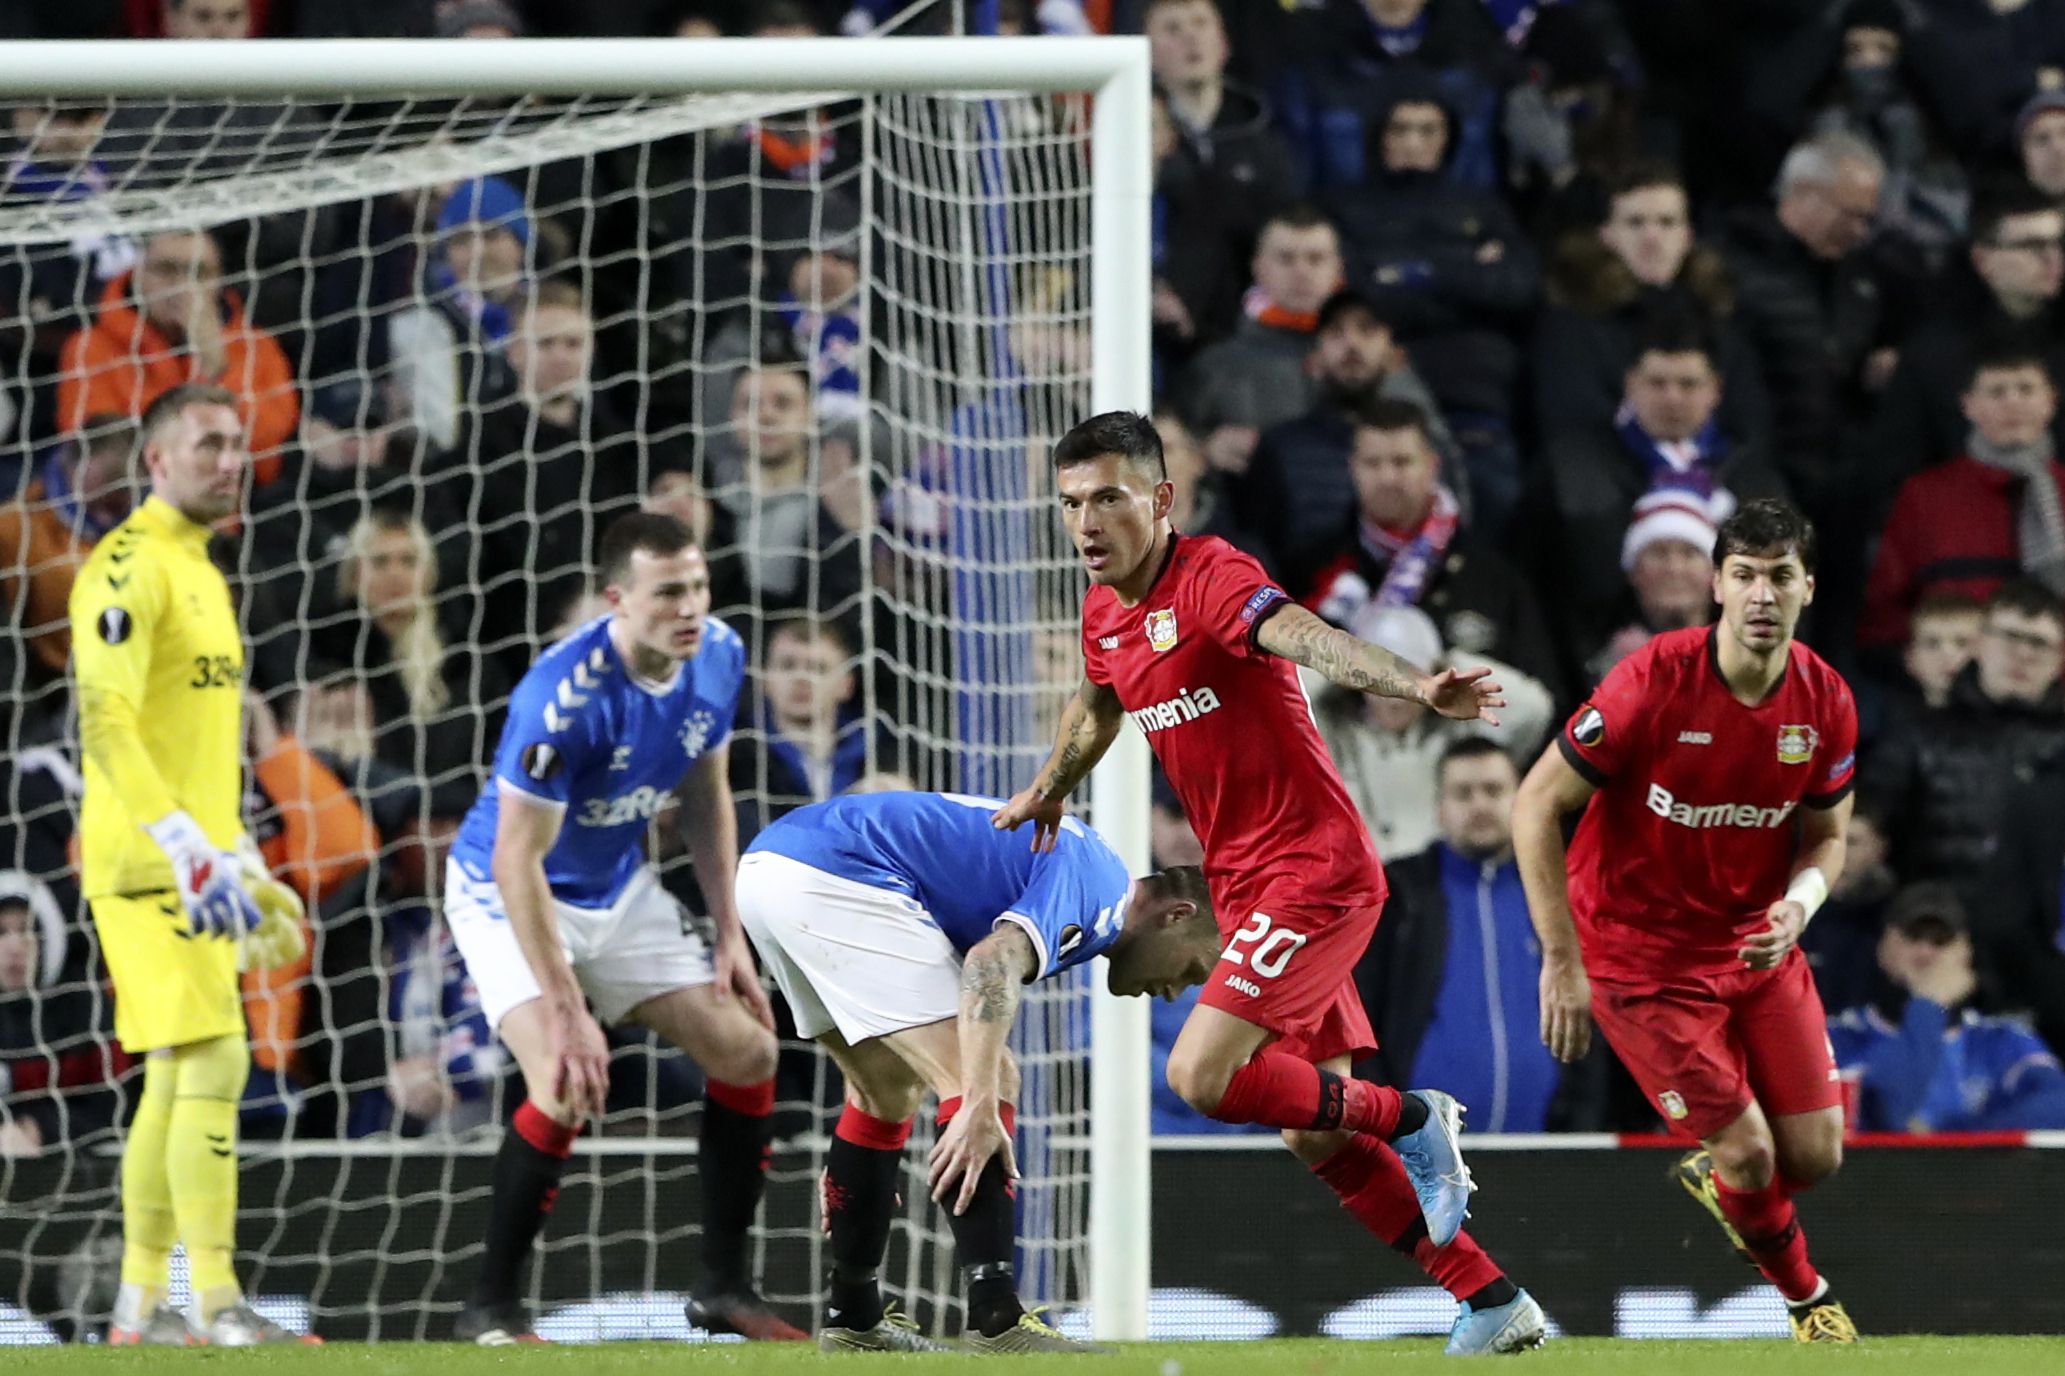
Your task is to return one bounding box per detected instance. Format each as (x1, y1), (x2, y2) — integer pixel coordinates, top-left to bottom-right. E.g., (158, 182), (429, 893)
(0, 36), (1149, 1344)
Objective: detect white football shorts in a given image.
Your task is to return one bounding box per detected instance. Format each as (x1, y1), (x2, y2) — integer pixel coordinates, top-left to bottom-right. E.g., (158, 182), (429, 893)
(444, 857), (714, 1031)
(734, 850), (961, 1044)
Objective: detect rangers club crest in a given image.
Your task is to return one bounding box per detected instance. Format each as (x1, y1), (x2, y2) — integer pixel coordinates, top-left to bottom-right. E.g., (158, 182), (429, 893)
(1776, 724), (1818, 765)
(1145, 608), (1178, 653)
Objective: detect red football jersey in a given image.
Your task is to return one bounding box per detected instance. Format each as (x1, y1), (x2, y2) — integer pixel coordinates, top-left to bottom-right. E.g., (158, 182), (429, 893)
(1560, 626), (1858, 982)
(1082, 535), (1385, 924)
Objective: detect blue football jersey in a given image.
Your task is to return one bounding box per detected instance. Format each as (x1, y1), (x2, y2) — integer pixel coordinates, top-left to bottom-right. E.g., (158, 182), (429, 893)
(450, 615), (745, 906)
(746, 791), (1131, 979)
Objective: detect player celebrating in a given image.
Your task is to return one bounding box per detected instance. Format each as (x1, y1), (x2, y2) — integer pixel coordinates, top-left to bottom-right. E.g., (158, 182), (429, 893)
(993, 412), (1546, 1355)
(72, 384), (313, 1346)
(737, 790), (1222, 1353)
(444, 512), (802, 1345)
(1512, 498), (1858, 1343)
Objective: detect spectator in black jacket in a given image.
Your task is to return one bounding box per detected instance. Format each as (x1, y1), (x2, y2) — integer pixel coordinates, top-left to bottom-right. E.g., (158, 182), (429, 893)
(1720, 128), (1898, 511)
(1325, 81), (1539, 530)
(1533, 161), (1770, 449)
(1241, 287), (1458, 569)
(1356, 737), (1603, 1131)
(1298, 398), (1562, 701)
(1275, 0), (1515, 194)
(1867, 181), (2065, 499)
(1150, 90), (1247, 391)
(1539, 317), (1785, 659)
(1865, 579), (2065, 908)
(451, 280), (645, 678)
(1800, 804), (1898, 1017)
(1176, 205), (1345, 477)
(1981, 755), (2065, 1058)
(1145, 0), (1295, 246)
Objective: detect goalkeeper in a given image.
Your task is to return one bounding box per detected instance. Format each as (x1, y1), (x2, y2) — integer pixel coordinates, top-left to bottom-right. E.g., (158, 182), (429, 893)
(70, 383), (314, 1348)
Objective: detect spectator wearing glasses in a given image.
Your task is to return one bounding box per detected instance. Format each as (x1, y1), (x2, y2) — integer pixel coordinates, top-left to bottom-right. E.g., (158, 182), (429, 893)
(1869, 183), (2065, 493)
(1863, 580), (2065, 908)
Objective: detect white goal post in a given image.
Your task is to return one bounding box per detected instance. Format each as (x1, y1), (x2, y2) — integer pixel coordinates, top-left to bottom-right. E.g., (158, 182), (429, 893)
(0, 35), (1154, 1342)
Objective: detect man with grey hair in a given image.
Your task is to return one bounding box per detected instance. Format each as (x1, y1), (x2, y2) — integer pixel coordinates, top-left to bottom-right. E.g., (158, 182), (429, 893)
(1721, 130), (1917, 649)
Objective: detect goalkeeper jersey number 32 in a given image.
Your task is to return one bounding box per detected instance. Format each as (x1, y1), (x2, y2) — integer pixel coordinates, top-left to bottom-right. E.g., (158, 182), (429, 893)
(70, 495), (246, 899)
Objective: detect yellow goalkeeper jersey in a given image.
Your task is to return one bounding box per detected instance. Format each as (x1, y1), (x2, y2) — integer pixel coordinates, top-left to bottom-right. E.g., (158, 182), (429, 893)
(70, 495), (246, 899)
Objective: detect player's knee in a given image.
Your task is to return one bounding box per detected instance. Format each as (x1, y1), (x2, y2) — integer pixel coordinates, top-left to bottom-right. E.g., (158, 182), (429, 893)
(1710, 1136), (1778, 1189)
(1281, 1128), (1350, 1165)
(1782, 1134), (1842, 1187)
(847, 1079), (923, 1126)
(713, 1024), (779, 1086)
(1164, 1046), (1232, 1117)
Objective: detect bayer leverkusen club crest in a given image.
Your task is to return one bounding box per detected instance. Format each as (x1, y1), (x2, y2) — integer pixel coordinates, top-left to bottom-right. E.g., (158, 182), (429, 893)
(1145, 608), (1178, 652)
(1777, 724), (1817, 765)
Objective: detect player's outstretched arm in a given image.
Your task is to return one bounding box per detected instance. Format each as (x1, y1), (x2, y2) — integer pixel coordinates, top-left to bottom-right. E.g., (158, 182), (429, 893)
(992, 677), (1126, 851)
(1256, 603), (1505, 724)
(492, 788), (609, 1117)
(678, 744), (774, 1029)
(1512, 745), (1597, 1064)
(929, 924), (1039, 1214)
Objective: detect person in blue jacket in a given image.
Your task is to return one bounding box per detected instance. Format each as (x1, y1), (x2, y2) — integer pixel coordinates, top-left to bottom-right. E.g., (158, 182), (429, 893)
(1829, 883), (2065, 1133)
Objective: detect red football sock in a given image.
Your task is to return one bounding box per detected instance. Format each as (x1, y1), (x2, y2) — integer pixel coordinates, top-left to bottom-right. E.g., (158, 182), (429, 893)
(1213, 1052), (1403, 1137)
(1310, 1135), (1504, 1299)
(1712, 1174), (1821, 1302)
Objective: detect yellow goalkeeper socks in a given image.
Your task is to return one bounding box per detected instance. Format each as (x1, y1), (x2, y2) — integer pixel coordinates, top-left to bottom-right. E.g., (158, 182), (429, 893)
(167, 1033), (250, 1318)
(119, 1051), (178, 1294)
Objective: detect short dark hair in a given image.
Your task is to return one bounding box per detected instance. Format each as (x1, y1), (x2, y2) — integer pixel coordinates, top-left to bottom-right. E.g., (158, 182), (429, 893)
(1316, 287), (1393, 336)
(597, 511), (696, 588)
(1437, 734), (1512, 782)
(1985, 576), (2065, 627)
(1259, 203), (1334, 240)
(1964, 337), (2054, 391)
(1351, 396), (1432, 439)
(1606, 158), (1687, 204)
(1140, 864), (1212, 920)
(1713, 497), (1818, 573)
(766, 613), (854, 659)
(1969, 177), (2060, 247)
(141, 382), (240, 443)
(1630, 309), (1720, 369)
(1052, 410), (1166, 481)
(1911, 590), (1983, 627)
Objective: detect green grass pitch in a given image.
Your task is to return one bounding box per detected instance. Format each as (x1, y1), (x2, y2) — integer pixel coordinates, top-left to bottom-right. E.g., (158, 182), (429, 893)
(8, 1337), (2064, 1375)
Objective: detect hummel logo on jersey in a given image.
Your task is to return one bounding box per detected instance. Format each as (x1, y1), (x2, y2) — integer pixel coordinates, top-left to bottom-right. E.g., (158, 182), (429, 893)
(1098, 635), (1121, 650)
(1646, 783), (1796, 830)
(578, 785), (670, 827)
(1676, 731), (1713, 745)
(609, 745), (633, 771)
(1127, 685), (1223, 735)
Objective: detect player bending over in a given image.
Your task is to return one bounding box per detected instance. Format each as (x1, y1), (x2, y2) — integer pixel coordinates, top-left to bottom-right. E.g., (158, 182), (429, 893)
(443, 512), (802, 1344)
(1512, 498), (1859, 1343)
(994, 412), (1545, 1356)
(74, 385), (314, 1346)
(736, 790), (1221, 1353)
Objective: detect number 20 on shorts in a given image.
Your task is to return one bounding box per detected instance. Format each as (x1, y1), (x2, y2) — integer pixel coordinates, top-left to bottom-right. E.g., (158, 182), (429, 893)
(1222, 912), (1307, 979)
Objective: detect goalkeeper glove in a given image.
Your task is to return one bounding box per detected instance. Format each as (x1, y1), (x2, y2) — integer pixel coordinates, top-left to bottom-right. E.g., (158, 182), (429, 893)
(146, 811), (262, 939)
(233, 835), (307, 973)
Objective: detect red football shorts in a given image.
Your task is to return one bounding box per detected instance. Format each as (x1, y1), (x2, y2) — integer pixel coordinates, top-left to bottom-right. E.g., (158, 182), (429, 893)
(1589, 949), (1842, 1140)
(1198, 900), (1380, 1065)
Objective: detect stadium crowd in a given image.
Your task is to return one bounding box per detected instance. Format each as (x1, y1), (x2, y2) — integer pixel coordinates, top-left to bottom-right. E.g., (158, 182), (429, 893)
(2, 0), (2065, 1161)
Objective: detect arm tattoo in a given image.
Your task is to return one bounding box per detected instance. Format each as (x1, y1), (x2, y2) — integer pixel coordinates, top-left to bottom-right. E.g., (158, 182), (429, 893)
(1265, 607), (1424, 701)
(1037, 679), (1124, 799)
(962, 954), (1018, 1022)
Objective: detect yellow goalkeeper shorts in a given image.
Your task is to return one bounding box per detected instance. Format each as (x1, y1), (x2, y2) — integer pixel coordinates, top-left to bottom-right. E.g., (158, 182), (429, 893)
(91, 892), (245, 1054)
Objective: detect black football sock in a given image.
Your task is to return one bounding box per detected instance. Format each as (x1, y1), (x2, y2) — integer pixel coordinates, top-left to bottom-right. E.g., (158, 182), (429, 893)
(823, 1105), (913, 1331)
(1390, 1089), (1430, 1139)
(938, 1098), (1023, 1339)
(1464, 1277), (1519, 1311)
(699, 1079), (775, 1294)
(472, 1100), (576, 1308)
